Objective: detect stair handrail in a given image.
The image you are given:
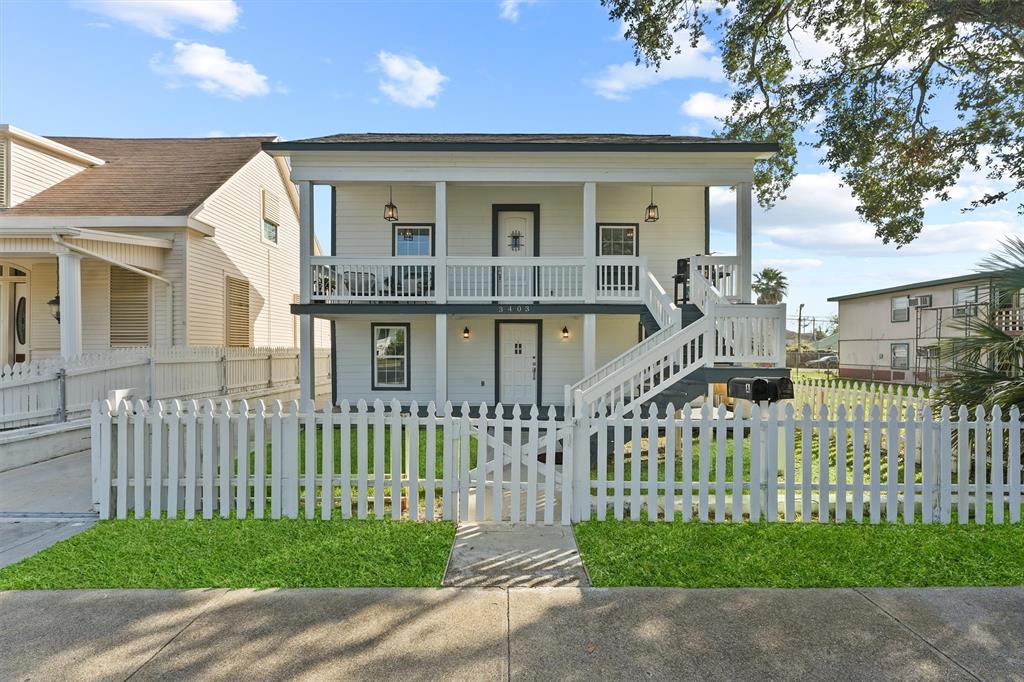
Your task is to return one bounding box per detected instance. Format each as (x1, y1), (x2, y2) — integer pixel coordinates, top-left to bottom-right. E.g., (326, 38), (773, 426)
(641, 269), (682, 328)
(578, 318), (710, 407)
(570, 322), (679, 396)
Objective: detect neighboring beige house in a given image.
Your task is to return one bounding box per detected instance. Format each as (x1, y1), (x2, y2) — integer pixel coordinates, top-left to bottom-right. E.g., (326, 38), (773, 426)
(0, 125), (327, 364)
(829, 273), (1013, 384)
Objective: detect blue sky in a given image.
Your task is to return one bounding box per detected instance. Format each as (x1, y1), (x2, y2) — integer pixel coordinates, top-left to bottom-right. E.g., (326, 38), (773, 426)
(2, 0), (1019, 323)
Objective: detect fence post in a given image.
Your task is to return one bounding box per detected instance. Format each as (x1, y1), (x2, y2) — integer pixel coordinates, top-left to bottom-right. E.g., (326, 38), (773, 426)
(218, 352), (228, 395)
(148, 355), (156, 403)
(56, 368), (67, 423)
(571, 389), (588, 522)
(268, 352), (274, 388)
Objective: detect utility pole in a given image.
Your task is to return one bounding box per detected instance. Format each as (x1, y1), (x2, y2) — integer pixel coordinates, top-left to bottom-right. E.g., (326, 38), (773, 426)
(796, 303), (805, 372)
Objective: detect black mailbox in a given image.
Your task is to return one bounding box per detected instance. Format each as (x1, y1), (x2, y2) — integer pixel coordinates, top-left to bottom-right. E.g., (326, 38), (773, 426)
(727, 376), (794, 403)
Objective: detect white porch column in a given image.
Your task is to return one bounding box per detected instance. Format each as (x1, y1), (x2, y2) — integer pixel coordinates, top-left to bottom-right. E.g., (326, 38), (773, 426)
(57, 251), (82, 360)
(434, 181), (447, 303)
(583, 314), (596, 376)
(298, 181), (315, 402)
(435, 314), (447, 408)
(735, 181), (753, 303)
(583, 182), (597, 303)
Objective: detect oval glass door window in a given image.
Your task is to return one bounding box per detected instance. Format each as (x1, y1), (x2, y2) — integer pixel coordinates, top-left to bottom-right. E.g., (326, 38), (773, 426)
(15, 296), (27, 345)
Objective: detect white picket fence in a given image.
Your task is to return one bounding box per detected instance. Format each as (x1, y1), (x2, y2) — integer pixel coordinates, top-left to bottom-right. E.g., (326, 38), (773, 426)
(93, 396), (1023, 525)
(793, 377), (931, 420)
(1, 347), (332, 429)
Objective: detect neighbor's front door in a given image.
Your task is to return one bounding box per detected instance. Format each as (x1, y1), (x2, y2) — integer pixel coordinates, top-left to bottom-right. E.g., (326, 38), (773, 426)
(499, 323), (538, 405)
(497, 211), (533, 298)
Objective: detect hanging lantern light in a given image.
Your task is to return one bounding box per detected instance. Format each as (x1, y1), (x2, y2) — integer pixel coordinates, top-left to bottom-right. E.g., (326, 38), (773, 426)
(462, 326), (471, 339)
(644, 186), (660, 223)
(47, 293), (61, 323)
(561, 325), (570, 340)
(383, 185), (399, 222)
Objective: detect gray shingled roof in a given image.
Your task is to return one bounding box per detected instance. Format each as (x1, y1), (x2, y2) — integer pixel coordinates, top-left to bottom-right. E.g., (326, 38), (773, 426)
(2, 136), (273, 216)
(264, 132), (779, 153)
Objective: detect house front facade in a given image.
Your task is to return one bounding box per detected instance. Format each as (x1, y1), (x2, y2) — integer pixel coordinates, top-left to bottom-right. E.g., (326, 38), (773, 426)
(829, 273), (1017, 385)
(265, 133), (788, 411)
(0, 125), (328, 365)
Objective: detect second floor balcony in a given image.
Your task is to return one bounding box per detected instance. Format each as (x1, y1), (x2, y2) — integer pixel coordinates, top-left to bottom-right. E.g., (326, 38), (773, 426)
(310, 256), (650, 304)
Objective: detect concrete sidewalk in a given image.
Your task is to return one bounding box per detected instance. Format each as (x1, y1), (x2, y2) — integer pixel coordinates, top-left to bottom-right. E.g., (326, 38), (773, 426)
(2, 587), (1021, 681)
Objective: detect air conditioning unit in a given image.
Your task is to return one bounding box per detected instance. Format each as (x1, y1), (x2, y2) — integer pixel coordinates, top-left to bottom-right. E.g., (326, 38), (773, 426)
(908, 295), (932, 307)
(953, 304), (978, 318)
(917, 345), (940, 359)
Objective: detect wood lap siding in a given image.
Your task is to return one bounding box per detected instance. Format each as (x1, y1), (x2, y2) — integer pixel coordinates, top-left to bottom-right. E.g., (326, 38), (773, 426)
(225, 276), (251, 347)
(110, 268), (150, 347)
(7, 139), (87, 207)
(187, 153), (301, 347)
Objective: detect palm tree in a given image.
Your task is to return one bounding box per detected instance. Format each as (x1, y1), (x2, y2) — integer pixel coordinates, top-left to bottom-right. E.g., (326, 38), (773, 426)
(752, 267), (788, 305)
(933, 237), (1024, 411)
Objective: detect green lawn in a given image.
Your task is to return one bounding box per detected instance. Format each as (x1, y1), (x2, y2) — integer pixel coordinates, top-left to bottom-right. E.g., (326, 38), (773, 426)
(0, 518), (455, 589)
(574, 520), (1024, 588)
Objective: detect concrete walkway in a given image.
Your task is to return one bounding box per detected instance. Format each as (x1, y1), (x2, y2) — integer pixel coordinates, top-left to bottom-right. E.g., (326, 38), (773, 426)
(444, 523), (589, 587)
(1, 587), (1021, 680)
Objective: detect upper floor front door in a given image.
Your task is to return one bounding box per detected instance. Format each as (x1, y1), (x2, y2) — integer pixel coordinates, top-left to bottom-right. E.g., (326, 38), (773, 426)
(495, 206), (537, 299)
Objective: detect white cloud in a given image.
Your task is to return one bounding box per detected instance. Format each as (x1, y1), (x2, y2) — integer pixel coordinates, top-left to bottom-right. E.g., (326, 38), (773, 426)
(153, 42), (270, 98)
(681, 91), (732, 121)
(499, 0), (537, 21)
(78, 0), (239, 38)
(750, 172), (1020, 256)
(761, 257), (823, 269)
(587, 36), (723, 100)
(376, 52), (447, 108)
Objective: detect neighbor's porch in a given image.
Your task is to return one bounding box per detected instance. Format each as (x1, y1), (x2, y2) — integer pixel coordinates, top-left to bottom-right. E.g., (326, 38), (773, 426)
(0, 228), (172, 364)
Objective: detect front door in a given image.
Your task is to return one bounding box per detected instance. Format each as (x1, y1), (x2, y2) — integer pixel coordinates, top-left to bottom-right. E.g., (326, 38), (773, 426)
(497, 210), (534, 298)
(12, 282), (28, 363)
(498, 322), (539, 405)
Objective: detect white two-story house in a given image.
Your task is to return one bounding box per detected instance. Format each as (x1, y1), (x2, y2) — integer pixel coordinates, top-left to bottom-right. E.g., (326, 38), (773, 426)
(264, 133), (788, 414)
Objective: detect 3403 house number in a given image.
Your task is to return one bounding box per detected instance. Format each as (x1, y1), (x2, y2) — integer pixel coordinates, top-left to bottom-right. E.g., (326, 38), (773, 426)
(495, 305), (532, 313)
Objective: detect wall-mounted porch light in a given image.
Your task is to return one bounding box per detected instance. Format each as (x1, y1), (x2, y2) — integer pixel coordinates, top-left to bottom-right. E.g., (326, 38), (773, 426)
(383, 185), (399, 222)
(47, 293), (61, 323)
(644, 186), (660, 223)
(462, 326), (471, 339)
(561, 325), (570, 340)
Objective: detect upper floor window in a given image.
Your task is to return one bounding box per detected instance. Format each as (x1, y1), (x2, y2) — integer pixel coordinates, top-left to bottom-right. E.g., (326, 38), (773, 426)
(393, 224), (433, 256)
(599, 224), (638, 256)
(953, 285), (978, 305)
(262, 189), (280, 245)
(891, 295), (910, 322)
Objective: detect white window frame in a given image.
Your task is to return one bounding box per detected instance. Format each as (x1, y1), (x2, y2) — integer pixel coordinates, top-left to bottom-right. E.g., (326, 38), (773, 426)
(891, 296), (910, 323)
(392, 224), (433, 257)
(371, 323), (410, 391)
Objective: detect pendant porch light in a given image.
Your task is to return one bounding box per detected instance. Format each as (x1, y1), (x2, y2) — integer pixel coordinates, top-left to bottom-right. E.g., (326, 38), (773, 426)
(644, 186), (660, 223)
(383, 185), (399, 222)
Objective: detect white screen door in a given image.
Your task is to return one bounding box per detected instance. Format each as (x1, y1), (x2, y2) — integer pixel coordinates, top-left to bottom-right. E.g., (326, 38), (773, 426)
(499, 323), (538, 404)
(497, 211), (533, 298)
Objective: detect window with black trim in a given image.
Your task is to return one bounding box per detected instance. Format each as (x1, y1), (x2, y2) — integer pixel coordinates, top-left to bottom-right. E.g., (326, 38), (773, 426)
(891, 296), (910, 322)
(371, 323), (410, 390)
(393, 224), (433, 256)
(891, 342), (910, 370)
(598, 224), (638, 256)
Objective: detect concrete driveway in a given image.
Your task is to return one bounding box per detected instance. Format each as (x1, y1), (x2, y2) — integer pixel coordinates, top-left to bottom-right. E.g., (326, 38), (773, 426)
(1, 587), (1021, 680)
(0, 451), (96, 568)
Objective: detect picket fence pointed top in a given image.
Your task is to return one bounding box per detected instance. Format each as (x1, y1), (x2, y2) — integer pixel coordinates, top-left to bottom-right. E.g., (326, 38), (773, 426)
(356, 399), (368, 412)
(512, 404), (521, 418)
(340, 399), (351, 412)
(529, 404), (539, 419)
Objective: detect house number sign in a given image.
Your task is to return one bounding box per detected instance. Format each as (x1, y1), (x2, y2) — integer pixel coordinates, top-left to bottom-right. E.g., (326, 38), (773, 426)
(495, 305), (533, 313)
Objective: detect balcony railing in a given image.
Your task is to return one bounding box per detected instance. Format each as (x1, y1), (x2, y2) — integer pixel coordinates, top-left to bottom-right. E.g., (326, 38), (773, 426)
(309, 256), (646, 304)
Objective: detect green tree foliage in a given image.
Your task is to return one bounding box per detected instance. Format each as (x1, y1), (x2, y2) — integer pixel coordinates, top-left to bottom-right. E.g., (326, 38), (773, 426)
(603, 0), (1024, 245)
(752, 266), (788, 304)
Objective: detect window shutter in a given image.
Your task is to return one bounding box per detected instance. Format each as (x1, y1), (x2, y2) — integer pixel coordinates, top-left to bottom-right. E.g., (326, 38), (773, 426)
(262, 189), (280, 225)
(225, 276), (251, 347)
(110, 268), (150, 347)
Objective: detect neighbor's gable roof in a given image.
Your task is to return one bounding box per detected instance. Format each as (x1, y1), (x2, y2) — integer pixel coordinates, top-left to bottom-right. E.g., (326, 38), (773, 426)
(827, 273), (995, 303)
(2, 136), (275, 217)
(264, 132), (780, 154)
